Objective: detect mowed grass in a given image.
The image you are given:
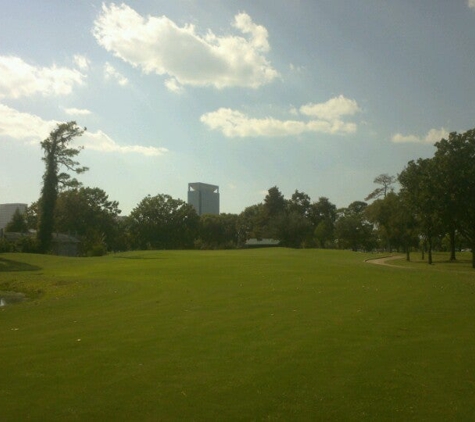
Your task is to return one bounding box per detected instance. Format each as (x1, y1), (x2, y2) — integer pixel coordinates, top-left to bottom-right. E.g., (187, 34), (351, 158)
(1, 249), (475, 421)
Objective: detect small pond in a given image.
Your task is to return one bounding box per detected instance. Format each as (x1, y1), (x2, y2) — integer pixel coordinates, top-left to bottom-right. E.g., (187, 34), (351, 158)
(0, 291), (26, 306)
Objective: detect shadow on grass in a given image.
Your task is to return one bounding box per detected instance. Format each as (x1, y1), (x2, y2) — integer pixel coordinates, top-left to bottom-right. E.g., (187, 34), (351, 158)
(0, 257), (42, 272)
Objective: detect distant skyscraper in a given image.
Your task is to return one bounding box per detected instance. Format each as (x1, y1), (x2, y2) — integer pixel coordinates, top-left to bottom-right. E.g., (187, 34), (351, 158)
(188, 183), (219, 216)
(0, 203), (27, 230)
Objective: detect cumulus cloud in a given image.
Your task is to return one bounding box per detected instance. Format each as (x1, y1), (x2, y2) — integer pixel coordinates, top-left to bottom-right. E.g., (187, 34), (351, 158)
(391, 128), (449, 144)
(104, 62), (129, 86)
(0, 56), (85, 99)
(64, 108), (92, 116)
(92, 3), (278, 91)
(0, 103), (57, 143)
(468, 0), (475, 10)
(0, 103), (167, 156)
(200, 95), (361, 137)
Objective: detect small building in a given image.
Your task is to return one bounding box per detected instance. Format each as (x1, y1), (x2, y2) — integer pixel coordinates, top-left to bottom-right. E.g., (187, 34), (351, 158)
(1, 230), (80, 257)
(188, 182), (220, 216)
(244, 238), (280, 248)
(51, 233), (80, 257)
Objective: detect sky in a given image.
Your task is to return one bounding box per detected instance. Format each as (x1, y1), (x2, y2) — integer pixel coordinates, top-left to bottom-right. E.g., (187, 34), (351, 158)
(1, 1), (475, 216)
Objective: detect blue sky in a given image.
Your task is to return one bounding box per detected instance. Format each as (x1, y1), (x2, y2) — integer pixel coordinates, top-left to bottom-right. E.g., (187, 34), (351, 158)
(1, 1), (475, 215)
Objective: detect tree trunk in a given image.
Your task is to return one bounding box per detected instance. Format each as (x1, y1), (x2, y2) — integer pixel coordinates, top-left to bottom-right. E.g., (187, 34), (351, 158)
(449, 228), (456, 261)
(428, 236), (433, 265)
(406, 245), (410, 262)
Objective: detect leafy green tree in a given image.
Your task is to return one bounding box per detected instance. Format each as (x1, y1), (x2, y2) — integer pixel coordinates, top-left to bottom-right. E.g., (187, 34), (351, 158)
(433, 129), (475, 267)
(288, 190), (311, 217)
(37, 122), (88, 253)
(129, 194), (199, 250)
(5, 208), (28, 233)
(314, 220), (334, 249)
(198, 213), (239, 249)
(54, 187), (121, 254)
(273, 211), (312, 248)
(25, 202), (39, 230)
(365, 191), (419, 256)
(398, 158), (441, 264)
(335, 201), (375, 251)
(309, 197), (337, 248)
(237, 203), (266, 243)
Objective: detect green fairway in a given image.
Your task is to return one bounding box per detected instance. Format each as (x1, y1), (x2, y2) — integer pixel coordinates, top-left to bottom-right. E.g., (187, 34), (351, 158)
(1, 249), (475, 421)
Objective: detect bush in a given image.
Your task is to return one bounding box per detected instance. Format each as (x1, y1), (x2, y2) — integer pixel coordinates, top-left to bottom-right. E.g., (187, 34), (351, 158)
(0, 238), (14, 253)
(87, 244), (107, 257)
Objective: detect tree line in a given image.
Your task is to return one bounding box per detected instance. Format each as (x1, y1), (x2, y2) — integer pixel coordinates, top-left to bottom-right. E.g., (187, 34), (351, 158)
(2, 122), (475, 267)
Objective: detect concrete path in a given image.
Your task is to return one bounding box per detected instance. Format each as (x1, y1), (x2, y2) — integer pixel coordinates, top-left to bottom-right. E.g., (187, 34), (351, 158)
(365, 255), (410, 268)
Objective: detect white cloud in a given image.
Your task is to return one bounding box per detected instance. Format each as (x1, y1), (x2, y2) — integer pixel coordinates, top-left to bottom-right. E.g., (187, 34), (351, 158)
(0, 56), (85, 99)
(201, 96), (361, 138)
(93, 4), (278, 91)
(300, 95), (361, 121)
(104, 62), (129, 86)
(0, 103), (57, 143)
(82, 130), (168, 156)
(73, 54), (90, 71)
(0, 103), (167, 156)
(64, 107), (92, 116)
(468, 0), (475, 10)
(391, 128), (449, 144)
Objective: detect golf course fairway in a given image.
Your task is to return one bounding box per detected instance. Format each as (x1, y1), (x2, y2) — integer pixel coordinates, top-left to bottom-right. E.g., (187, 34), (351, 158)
(1, 249), (475, 421)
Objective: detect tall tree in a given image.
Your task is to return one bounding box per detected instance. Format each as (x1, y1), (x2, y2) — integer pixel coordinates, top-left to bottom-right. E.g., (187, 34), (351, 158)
(365, 174), (396, 201)
(37, 122), (88, 253)
(263, 186), (286, 219)
(309, 197), (337, 248)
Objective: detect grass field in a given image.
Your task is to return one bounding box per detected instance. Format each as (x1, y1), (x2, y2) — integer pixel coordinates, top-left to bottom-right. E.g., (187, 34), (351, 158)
(1, 249), (475, 421)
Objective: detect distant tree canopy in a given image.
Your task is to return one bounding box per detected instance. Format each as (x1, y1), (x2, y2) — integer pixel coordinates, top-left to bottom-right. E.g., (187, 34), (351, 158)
(37, 122), (87, 253)
(21, 119), (475, 265)
(54, 187), (121, 255)
(235, 188), (338, 249)
(335, 201), (375, 251)
(197, 213), (239, 249)
(128, 194), (199, 250)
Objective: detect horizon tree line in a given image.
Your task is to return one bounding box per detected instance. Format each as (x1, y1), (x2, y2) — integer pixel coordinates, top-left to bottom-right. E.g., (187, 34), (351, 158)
(2, 122), (475, 267)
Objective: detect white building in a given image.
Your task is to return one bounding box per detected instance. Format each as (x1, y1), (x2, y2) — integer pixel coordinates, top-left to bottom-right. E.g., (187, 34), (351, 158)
(0, 203), (27, 230)
(187, 183), (219, 216)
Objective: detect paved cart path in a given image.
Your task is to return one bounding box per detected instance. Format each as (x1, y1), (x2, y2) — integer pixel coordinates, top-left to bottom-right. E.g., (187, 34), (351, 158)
(365, 255), (411, 268)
